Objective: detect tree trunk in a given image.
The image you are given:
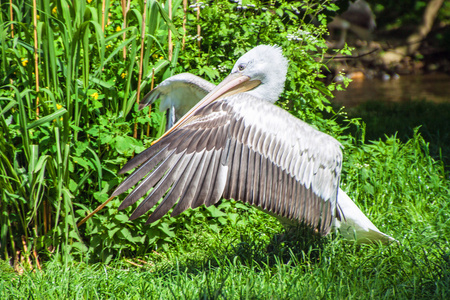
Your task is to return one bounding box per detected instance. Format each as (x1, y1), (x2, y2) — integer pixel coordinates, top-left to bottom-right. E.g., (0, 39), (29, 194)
(406, 0), (445, 55)
(382, 0), (444, 65)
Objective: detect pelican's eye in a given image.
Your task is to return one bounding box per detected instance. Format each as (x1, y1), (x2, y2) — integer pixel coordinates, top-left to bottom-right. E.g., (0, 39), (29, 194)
(238, 63), (246, 71)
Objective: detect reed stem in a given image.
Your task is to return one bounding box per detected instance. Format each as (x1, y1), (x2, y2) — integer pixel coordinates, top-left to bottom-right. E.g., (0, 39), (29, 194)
(182, 0), (187, 50)
(134, 0), (148, 139)
(32, 0), (40, 117)
(197, 1), (201, 52)
(146, 68), (155, 137)
(168, 0), (173, 60)
(9, 0), (14, 37)
(102, 0), (106, 31)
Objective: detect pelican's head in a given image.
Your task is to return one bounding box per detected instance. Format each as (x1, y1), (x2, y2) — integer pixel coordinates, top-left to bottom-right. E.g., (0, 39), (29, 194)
(230, 45), (288, 103)
(150, 45), (289, 145)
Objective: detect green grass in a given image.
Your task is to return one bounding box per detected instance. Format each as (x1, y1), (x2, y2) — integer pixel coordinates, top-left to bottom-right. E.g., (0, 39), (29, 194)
(2, 130), (450, 299)
(2, 232), (449, 299)
(337, 100), (450, 170)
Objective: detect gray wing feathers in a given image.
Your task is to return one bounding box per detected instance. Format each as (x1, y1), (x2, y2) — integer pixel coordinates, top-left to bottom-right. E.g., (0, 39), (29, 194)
(222, 95), (342, 233)
(150, 151), (204, 221)
(115, 94), (342, 234)
(117, 148), (178, 210)
(141, 152), (196, 223)
(130, 150), (191, 217)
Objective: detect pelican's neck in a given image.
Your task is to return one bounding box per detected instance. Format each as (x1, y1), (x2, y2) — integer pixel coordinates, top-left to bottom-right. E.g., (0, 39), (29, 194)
(244, 78), (285, 103)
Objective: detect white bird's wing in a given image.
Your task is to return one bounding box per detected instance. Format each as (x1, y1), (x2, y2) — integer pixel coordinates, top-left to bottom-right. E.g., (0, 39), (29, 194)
(139, 73), (215, 118)
(112, 94), (343, 235)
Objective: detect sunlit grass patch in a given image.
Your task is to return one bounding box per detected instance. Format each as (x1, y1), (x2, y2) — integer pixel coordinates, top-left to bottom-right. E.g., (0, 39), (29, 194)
(2, 233), (449, 299)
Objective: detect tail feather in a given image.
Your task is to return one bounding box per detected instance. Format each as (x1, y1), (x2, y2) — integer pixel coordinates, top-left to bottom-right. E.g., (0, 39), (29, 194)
(333, 188), (397, 244)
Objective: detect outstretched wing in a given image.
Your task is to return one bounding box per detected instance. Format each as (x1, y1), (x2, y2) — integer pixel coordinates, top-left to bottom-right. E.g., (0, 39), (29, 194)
(113, 94), (342, 235)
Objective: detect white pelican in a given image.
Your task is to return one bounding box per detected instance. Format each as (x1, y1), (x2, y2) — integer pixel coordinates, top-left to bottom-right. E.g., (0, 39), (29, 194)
(328, 0), (376, 48)
(114, 45), (395, 243)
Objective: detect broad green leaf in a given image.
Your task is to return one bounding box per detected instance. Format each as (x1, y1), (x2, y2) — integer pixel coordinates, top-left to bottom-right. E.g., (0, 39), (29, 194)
(26, 108), (68, 130)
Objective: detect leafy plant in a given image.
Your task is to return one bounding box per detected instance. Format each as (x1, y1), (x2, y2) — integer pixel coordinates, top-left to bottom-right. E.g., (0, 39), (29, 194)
(0, 0), (179, 264)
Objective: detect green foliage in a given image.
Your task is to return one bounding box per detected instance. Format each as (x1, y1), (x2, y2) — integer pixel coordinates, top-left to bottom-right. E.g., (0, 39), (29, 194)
(342, 130), (449, 235)
(2, 183), (450, 299)
(0, 0), (177, 263)
(178, 0), (348, 116)
(4, 126), (449, 298)
(368, 0), (450, 30)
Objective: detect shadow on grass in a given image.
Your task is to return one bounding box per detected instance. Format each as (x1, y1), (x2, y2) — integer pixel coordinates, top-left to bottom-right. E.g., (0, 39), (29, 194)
(149, 226), (330, 298)
(231, 224), (326, 265)
(142, 229), (450, 299)
(334, 100), (450, 169)
(178, 224), (328, 273)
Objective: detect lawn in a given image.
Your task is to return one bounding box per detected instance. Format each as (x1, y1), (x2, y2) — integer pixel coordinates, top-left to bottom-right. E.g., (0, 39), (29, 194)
(2, 129), (449, 299)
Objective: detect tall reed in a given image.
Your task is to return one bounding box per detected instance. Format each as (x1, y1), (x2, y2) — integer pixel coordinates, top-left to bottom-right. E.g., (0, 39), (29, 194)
(0, 0), (182, 266)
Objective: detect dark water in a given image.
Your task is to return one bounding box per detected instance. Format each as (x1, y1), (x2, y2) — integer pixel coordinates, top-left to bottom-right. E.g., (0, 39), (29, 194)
(332, 73), (450, 107)
(330, 72), (450, 169)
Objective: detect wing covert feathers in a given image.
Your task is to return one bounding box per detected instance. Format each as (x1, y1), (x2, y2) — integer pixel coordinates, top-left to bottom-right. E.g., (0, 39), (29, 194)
(114, 94), (342, 235)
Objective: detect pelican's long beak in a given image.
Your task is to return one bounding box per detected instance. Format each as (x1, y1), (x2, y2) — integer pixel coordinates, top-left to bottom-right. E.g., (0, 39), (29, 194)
(150, 73), (261, 145)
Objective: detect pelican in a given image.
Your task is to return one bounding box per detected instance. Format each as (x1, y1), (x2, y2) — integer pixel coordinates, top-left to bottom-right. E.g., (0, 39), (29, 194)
(328, 0), (376, 48)
(113, 45), (395, 243)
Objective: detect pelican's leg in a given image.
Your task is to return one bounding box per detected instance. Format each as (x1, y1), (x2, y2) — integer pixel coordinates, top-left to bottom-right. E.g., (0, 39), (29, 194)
(166, 105), (176, 129)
